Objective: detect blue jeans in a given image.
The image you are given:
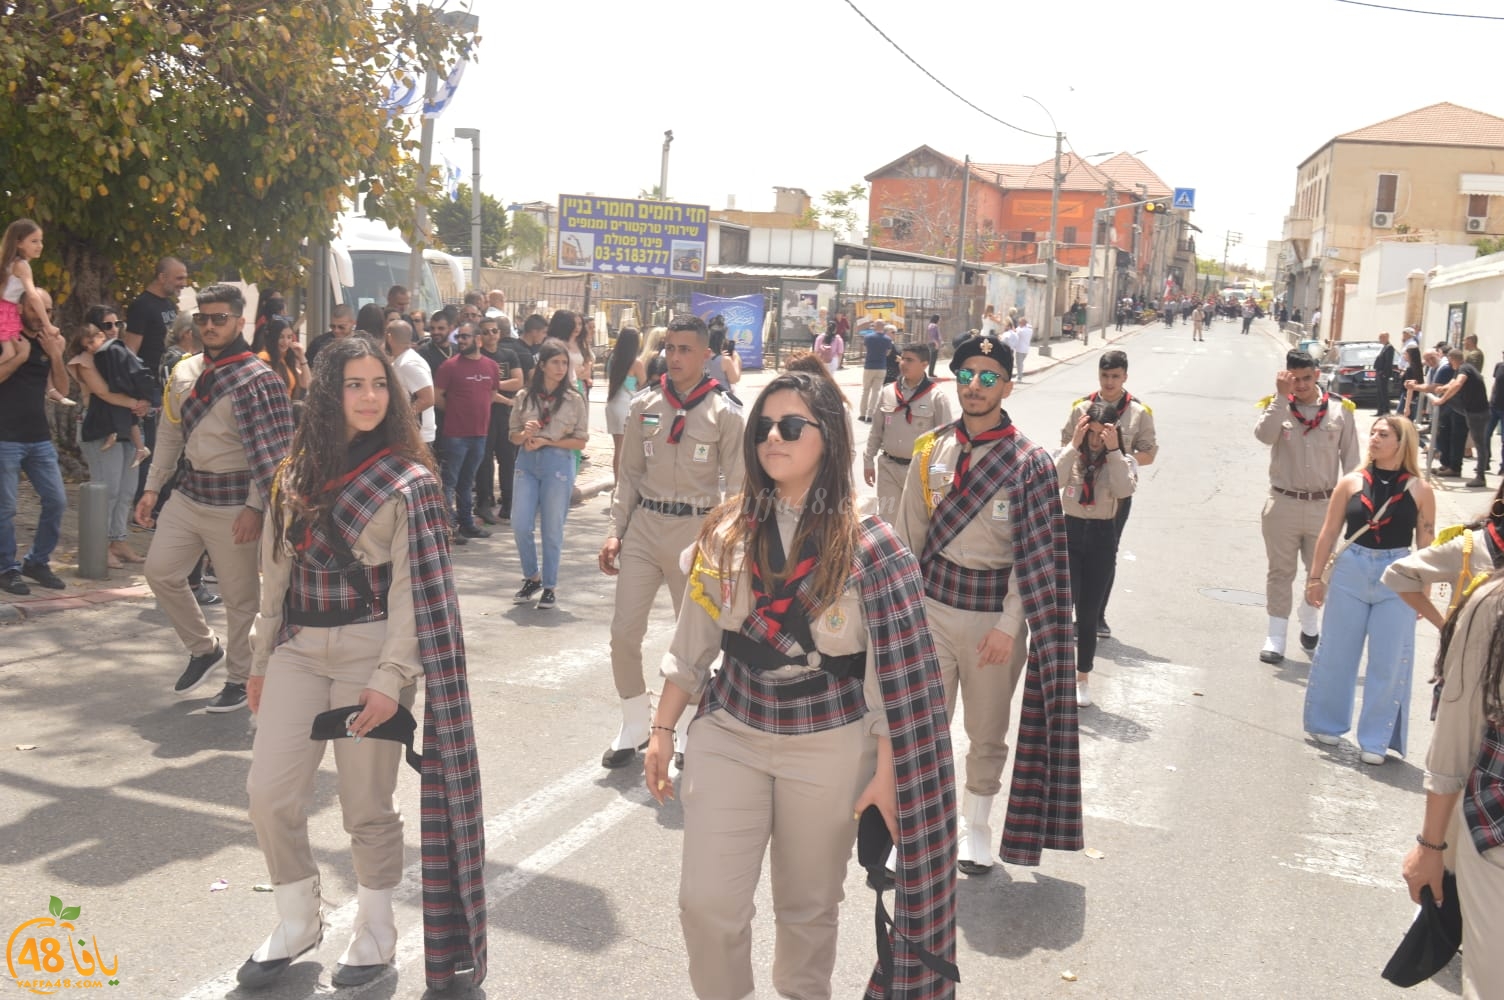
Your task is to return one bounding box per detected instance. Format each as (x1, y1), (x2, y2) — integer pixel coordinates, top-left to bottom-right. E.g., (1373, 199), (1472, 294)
(1302, 545), (1415, 757)
(440, 436), (487, 529)
(0, 440), (67, 572)
(511, 445), (576, 588)
(80, 434), (136, 541)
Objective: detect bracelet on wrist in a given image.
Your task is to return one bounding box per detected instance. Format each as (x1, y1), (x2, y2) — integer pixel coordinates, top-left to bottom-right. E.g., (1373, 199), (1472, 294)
(649, 725), (676, 737)
(1416, 833), (1448, 852)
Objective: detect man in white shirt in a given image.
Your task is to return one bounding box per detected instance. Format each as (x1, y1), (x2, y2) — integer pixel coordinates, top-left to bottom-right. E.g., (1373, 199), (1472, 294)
(385, 319), (436, 444)
(1007, 315), (1034, 381)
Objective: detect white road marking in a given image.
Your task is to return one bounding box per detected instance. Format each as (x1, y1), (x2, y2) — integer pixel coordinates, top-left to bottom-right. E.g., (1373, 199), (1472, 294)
(177, 759), (646, 999)
(504, 624), (673, 690)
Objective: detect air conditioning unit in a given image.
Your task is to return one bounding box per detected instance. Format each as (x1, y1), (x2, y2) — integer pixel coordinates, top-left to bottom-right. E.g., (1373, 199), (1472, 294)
(1372, 211), (1394, 229)
(878, 216), (896, 229)
(1467, 216), (1488, 233)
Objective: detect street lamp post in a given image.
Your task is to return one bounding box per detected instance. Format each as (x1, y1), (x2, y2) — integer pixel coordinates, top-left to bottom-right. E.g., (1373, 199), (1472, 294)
(409, 9), (479, 295)
(659, 130), (673, 200)
(454, 127), (482, 292)
(1024, 95), (1062, 355)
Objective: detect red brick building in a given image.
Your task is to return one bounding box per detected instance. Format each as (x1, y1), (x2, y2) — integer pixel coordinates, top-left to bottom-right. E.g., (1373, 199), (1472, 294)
(866, 145), (1189, 293)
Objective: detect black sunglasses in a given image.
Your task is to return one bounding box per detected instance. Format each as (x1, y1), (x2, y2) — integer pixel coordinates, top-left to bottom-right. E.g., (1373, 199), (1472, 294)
(754, 415), (821, 443)
(97, 320), (121, 330)
(193, 312), (236, 327)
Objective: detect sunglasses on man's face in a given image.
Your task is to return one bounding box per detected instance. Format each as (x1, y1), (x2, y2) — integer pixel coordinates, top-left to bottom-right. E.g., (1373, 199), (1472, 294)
(193, 312), (236, 327)
(97, 320), (121, 330)
(954, 369), (1003, 388)
(754, 415), (822, 444)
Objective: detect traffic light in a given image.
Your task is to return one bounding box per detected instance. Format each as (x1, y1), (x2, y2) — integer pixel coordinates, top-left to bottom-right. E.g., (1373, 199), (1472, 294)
(1144, 201), (1168, 213)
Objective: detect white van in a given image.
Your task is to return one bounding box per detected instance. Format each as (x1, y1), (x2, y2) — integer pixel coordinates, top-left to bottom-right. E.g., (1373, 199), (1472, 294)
(328, 215), (464, 317)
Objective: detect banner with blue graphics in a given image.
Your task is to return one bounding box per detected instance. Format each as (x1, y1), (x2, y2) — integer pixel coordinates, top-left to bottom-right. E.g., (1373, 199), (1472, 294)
(691, 293), (766, 371)
(557, 195), (709, 280)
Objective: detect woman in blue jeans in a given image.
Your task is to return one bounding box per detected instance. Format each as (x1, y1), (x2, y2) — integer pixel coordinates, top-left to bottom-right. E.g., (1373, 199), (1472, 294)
(1304, 415), (1436, 765)
(508, 341), (588, 610)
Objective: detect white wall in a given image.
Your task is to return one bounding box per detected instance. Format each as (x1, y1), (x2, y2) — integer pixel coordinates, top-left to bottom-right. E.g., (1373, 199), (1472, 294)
(1423, 262), (1504, 368)
(1346, 242), (1478, 341)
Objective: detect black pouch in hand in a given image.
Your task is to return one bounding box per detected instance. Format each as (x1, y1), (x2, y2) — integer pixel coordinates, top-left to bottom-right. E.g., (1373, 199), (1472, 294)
(309, 703), (423, 774)
(857, 805), (960, 988)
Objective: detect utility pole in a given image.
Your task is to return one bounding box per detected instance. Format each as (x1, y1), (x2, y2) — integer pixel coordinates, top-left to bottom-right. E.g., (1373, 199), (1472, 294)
(953, 155), (971, 334)
(659, 130), (674, 200)
(1042, 129), (1062, 351)
(1222, 231), (1243, 291)
(408, 10), (479, 296)
(454, 127), (482, 291)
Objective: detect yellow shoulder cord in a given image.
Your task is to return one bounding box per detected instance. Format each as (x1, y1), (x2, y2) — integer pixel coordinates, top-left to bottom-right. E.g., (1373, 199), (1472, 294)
(686, 547), (722, 620)
(914, 433), (939, 516)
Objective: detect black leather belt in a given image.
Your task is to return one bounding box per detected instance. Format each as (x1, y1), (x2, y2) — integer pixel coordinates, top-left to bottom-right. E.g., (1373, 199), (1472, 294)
(882, 452), (912, 465)
(721, 629), (865, 699)
(1273, 487), (1334, 501)
(286, 600), (389, 628)
(639, 497), (713, 517)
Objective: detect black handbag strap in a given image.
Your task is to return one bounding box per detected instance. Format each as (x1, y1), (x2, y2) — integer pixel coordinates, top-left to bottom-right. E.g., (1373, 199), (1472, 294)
(871, 885), (961, 986)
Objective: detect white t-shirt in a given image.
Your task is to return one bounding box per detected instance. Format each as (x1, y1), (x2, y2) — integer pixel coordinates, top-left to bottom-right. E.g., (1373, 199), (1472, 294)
(392, 348), (436, 442)
(1011, 322), (1034, 354)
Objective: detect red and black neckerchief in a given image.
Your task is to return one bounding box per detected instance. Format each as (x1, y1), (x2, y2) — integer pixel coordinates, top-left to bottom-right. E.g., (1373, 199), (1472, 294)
(532, 382), (568, 429)
(1078, 447), (1110, 507)
(190, 335), (255, 405)
(291, 438), (392, 554)
(893, 377), (935, 423)
(662, 374), (719, 444)
(952, 415), (1016, 495)
(1358, 465), (1412, 546)
(747, 514), (819, 642)
(1089, 389), (1133, 422)
(1288, 392), (1330, 435)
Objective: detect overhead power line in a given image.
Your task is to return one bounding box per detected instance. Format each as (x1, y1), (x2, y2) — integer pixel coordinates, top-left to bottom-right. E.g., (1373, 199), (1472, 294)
(1333, 0), (1504, 18)
(837, 0), (1051, 140)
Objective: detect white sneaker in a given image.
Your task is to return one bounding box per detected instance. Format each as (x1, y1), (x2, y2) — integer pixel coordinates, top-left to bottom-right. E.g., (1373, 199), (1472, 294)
(1076, 677), (1093, 708)
(1312, 733), (1341, 747)
(1360, 751), (1386, 766)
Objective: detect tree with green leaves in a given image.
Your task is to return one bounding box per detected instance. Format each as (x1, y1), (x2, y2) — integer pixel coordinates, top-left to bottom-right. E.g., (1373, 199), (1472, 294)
(0, 1), (473, 324)
(432, 184), (509, 263)
(796, 184), (868, 241)
(1474, 236), (1504, 257)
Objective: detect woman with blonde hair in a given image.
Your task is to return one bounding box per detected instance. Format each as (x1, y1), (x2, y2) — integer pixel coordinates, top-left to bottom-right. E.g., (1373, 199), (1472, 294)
(1305, 415), (1436, 764)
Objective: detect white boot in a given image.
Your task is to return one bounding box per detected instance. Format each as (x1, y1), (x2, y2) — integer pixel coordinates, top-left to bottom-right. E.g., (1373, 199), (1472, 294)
(1259, 616), (1288, 664)
(1296, 601), (1320, 651)
(236, 875), (324, 989)
(673, 713), (691, 770)
(332, 886), (397, 987)
(956, 792), (996, 875)
(602, 693), (651, 768)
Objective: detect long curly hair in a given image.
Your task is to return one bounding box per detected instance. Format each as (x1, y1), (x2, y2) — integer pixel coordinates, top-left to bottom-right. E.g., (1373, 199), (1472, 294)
(269, 337), (434, 559)
(699, 370), (859, 612)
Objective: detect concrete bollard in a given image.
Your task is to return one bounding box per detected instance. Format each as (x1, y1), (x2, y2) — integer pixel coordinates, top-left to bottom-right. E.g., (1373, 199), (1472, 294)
(77, 482), (109, 579)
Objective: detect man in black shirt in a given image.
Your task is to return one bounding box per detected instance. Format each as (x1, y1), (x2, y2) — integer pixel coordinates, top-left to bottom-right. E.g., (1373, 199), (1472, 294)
(125, 257), (188, 501)
(304, 303), (356, 364)
(0, 291), (71, 594)
(1372, 331), (1396, 415)
(1426, 347), (1490, 486)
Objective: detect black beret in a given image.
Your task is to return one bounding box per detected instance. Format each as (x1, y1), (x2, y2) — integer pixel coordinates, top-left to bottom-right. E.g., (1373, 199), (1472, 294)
(950, 333), (1014, 378)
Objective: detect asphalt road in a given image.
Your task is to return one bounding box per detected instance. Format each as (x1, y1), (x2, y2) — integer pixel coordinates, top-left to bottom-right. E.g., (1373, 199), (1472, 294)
(0, 316), (1473, 999)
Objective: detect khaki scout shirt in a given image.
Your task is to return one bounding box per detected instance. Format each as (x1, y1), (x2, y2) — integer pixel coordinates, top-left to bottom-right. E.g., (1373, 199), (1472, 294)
(864, 378), (955, 466)
(661, 506), (889, 737)
(250, 495), (422, 703)
(893, 427), (1025, 638)
(147, 352), (265, 508)
(508, 387), (589, 443)
(1253, 393), (1360, 493)
(610, 382), (745, 540)
(1060, 393), (1158, 464)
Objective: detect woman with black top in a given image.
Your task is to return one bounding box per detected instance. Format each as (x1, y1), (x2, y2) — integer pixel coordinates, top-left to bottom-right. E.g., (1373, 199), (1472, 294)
(1304, 415), (1436, 765)
(1400, 345), (1424, 421)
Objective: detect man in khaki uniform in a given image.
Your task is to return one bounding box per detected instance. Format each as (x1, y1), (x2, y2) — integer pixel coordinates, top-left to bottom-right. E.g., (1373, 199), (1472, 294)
(1254, 349), (1359, 663)
(1060, 349), (1158, 639)
(135, 285), (295, 712)
(597, 315), (744, 769)
(895, 332), (1073, 875)
(863, 342), (953, 523)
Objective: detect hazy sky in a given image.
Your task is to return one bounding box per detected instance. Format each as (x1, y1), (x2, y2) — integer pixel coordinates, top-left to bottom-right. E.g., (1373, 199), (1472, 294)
(435, 0), (1504, 270)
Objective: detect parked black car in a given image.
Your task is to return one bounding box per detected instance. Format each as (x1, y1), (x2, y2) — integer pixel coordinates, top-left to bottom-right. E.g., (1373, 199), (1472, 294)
(1321, 340), (1385, 403)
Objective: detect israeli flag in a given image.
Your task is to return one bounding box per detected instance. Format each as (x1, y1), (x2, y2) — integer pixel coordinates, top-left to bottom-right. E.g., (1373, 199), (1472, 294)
(423, 57), (467, 120)
(442, 155), (463, 202)
(378, 67), (421, 117)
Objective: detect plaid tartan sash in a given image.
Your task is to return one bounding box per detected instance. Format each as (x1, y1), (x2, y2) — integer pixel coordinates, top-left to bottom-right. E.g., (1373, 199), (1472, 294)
(1465, 722), (1504, 854)
(920, 425), (1015, 567)
(178, 466), (253, 508)
(922, 556), (1010, 612)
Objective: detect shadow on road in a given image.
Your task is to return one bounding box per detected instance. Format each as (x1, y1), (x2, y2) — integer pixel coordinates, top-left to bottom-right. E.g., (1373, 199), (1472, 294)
(955, 870), (1084, 958)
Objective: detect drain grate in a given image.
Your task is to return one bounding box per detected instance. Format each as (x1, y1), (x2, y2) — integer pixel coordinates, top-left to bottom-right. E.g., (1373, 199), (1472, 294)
(1199, 588), (1266, 607)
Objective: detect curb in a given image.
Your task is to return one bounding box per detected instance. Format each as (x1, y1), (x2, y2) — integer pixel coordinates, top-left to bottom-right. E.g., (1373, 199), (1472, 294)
(0, 582), (151, 622)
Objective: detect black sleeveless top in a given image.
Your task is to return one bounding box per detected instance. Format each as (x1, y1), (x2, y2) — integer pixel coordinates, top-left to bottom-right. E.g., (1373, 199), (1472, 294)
(1342, 465), (1416, 549)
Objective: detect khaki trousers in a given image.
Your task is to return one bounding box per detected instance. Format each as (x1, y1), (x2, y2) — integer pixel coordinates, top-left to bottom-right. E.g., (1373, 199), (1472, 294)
(144, 493), (260, 683)
(1260, 492), (1325, 619)
(860, 370), (885, 420)
(609, 510), (702, 699)
(1455, 799), (1504, 1000)
(679, 710), (874, 1000)
(926, 598), (1029, 797)
(874, 455), (909, 523)
(246, 621), (414, 888)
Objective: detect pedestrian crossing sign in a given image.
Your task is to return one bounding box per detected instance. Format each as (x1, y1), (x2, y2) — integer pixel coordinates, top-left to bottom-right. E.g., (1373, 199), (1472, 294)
(1173, 188), (1195, 210)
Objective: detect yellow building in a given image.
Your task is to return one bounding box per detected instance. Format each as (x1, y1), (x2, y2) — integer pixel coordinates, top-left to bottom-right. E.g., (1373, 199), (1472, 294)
(1280, 102), (1504, 339)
